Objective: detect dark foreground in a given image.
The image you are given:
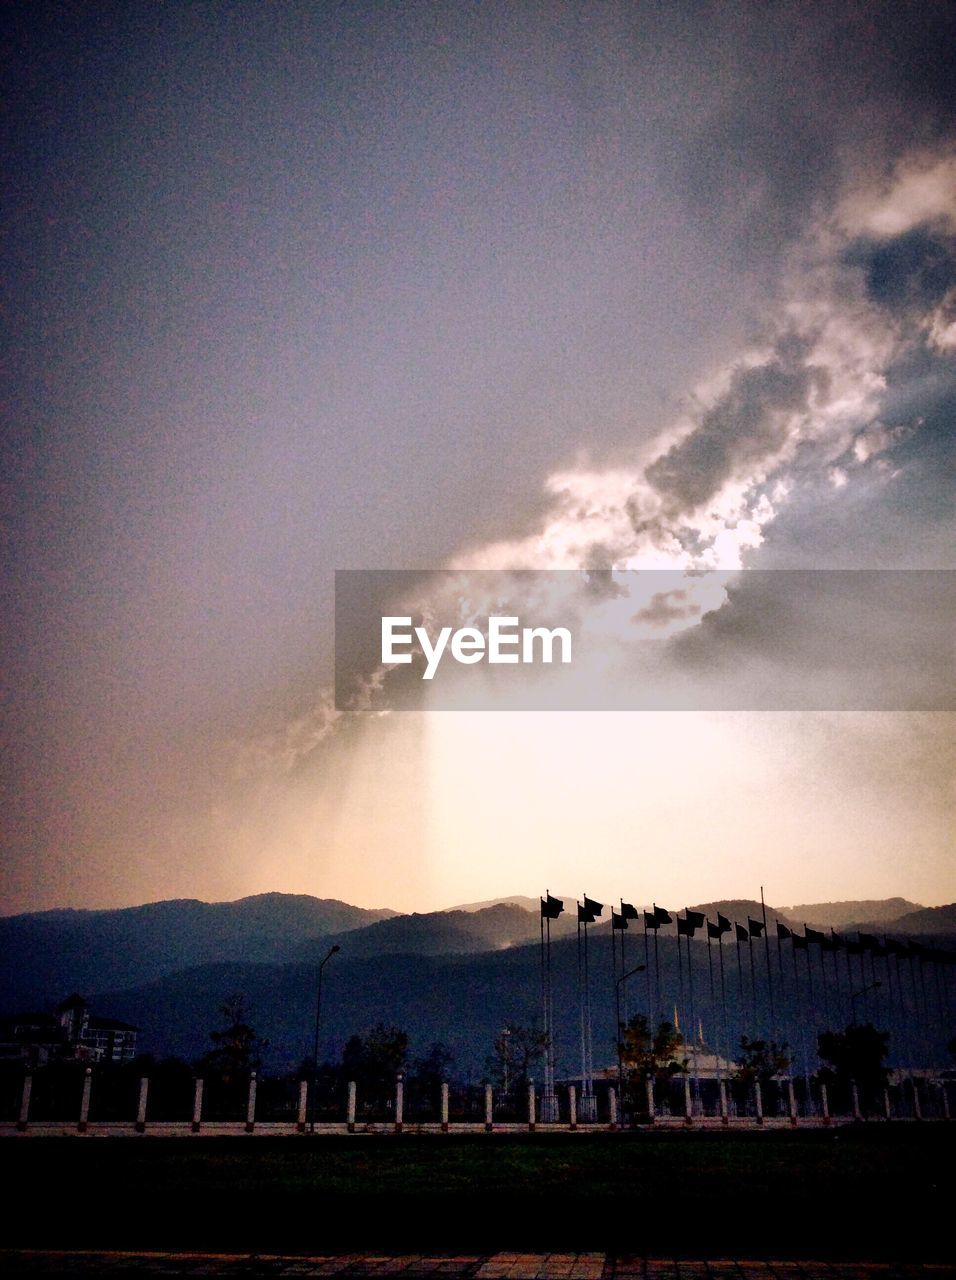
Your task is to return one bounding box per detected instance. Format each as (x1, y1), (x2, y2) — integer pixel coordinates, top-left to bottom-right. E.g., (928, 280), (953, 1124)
(2, 1129), (953, 1260)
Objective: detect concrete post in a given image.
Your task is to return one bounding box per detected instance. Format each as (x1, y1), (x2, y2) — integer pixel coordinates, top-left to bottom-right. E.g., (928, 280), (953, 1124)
(484, 1083), (493, 1133)
(941, 1082), (950, 1120)
(912, 1078), (922, 1120)
(851, 1080), (862, 1121)
(787, 1078), (797, 1127)
(608, 1086), (618, 1131)
(645, 1075), (656, 1124)
(883, 1087), (892, 1120)
(347, 1080), (356, 1133)
(135, 1076), (149, 1133)
(568, 1084), (577, 1131)
(683, 1074), (693, 1125)
(395, 1076), (404, 1133)
(719, 1078), (728, 1126)
(528, 1082), (536, 1132)
(754, 1080), (763, 1126)
(191, 1078), (204, 1133)
(820, 1082), (830, 1126)
(296, 1079), (308, 1132)
(245, 1071), (257, 1133)
(78, 1067), (92, 1133)
(17, 1075), (32, 1132)
(440, 1082), (449, 1132)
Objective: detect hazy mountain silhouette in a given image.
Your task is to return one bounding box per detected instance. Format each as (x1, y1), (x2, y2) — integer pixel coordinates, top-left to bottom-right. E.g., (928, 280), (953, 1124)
(0, 894), (395, 1009)
(849, 903), (956, 935)
(784, 898), (922, 928)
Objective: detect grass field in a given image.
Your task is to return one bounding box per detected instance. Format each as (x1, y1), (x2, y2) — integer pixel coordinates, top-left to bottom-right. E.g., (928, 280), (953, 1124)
(3, 1128), (953, 1259)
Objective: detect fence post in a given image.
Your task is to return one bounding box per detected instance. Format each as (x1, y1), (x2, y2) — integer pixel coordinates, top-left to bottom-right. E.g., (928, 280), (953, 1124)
(646, 1075), (656, 1125)
(347, 1080), (356, 1133)
(941, 1081), (951, 1121)
(17, 1074), (32, 1132)
(787, 1078), (797, 1127)
(719, 1078), (728, 1126)
(608, 1086), (618, 1131)
(568, 1084), (577, 1131)
(683, 1074), (693, 1125)
(883, 1087), (892, 1121)
(912, 1078), (922, 1121)
(191, 1078), (203, 1133)
(528, 1082), (536, 1132)
(245, 1071), (257, 1133)
(851, 1080), (862, 1121)
(440, 1082), (449, 1133)
(296, 1080), (308, 1133)
(135, 1076), (149, 1133)
(484, 1083), (493, 1133)
(754, 1080), (763, 1127)
(78, 1067), (92, 1133)
(395, 1075), (404, 1133)
(820, 1082), (830, 1126)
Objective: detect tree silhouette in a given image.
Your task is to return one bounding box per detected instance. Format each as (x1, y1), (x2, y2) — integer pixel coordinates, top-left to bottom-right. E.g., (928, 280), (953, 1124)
(199, 993), (268, 1085)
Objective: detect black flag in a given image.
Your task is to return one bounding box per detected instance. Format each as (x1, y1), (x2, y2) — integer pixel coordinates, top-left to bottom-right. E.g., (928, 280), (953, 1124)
(791, 931), (808, 950)
(735, 924), (749, 942)
(612, 911), (628, 930)
(654, 906), (673, 926)
(684, 909), (706, 930)
(776, 922), (792, 940)
(644, 910), (660, 930)
(620, 902), (639, 920)
(541, 895), (564, 919)
(583, 896), (604, 917)
(577, 902), (598, 924)
(707, 920), (722, 939)
(747, 917), (765, 937)
(805, 926), (826, 944)
(717, 913), (731, 934)
(677, 915), (696, 937)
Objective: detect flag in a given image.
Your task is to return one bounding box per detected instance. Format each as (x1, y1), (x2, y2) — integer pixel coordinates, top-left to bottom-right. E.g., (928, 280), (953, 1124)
(830, 930), (845, 949)
(644, 910), (660, 929)
(541, 894), (564, 919)
(654, 906), (673, 925)
(685, 909), (706, 929)
(776, 922), (792, 940)
(611, 911), (628, 930)
(735, 924), (749, 942)
(805, 926), (826, 944)
(747, 917), (765, 937)
(677, 915), (696, 936)
(583, 896), (604, 917)
(882, 937), (906, 957)
(717, 913), (731, 934)
(791, 932), (808, 950)
(620, 902), (639, 920)
(707, 920), (722, 939)
(846, 939), (864, 955)
(858, 932), (882, 951)
(577, 902), (598, 924)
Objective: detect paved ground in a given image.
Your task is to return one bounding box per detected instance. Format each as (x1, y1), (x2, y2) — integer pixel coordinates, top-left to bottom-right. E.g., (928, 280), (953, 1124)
(0, 1255), (952, 1277)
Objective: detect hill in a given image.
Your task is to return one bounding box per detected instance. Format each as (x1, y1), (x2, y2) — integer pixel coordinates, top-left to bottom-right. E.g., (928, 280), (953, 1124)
(0, 894), (395, 1010)
(784, 898), (922, 928)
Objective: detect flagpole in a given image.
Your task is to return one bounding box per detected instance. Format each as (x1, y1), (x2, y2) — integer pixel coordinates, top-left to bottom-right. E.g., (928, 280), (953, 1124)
(619, 900), (628, 1024)
(747, 931), (758, 1033)
(734, 926), (746, 1053)
(685, 927), (699, 1114)
(760, 887), (775, 1043)
(653, 905), (662, 1024)
(577, 904), (586, 1116)
(718, 927), (729, 1084)
(643, 913), (651, 1026)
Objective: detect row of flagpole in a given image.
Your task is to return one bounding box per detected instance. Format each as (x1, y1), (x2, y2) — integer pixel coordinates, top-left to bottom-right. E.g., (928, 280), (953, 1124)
(540, 890), (955, 1115)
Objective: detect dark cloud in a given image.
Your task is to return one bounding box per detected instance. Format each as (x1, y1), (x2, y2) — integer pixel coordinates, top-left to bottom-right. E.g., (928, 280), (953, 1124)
(631, 590), (700, 629)
(845, 229), (956, 311)
(644, 335), (827, 513)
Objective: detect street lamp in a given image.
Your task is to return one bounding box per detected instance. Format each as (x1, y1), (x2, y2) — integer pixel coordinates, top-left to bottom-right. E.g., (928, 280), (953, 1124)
(309, 944), (340, 1133)
(850, 980), (881, 1025)
(615, 964), (646, 1124)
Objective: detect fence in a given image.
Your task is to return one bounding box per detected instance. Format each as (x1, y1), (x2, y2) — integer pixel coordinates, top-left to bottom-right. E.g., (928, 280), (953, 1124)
(2, 1067), (952, 1135)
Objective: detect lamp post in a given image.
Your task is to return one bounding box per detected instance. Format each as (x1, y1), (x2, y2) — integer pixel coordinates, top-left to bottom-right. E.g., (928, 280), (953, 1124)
(850, 979), (881, 1025)
(616, 964), (646, 1125)
(309, 944), (340, 1134)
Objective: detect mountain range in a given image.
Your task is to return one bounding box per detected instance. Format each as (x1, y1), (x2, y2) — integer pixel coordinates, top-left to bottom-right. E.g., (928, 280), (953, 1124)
(2, 891), (953, 1075)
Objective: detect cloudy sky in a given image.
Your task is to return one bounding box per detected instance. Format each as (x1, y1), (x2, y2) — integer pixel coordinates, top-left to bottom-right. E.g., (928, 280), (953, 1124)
(3, 2), (954, 916)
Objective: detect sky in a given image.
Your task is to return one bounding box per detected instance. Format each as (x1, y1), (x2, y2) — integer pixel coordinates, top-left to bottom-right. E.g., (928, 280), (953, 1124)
(2, 1), (954, 917)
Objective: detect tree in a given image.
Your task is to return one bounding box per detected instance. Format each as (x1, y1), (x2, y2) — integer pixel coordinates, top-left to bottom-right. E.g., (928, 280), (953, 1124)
(485, 1024), (547, 1092)
(341, 1023), (408, 1106)
(199, 993), (269, 1085)
(414, 1041), (455, 1090)
(620, 1015), (686, 1085)
(734, 1037), (792, 1085)
(817, 1024), (889, 1098)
